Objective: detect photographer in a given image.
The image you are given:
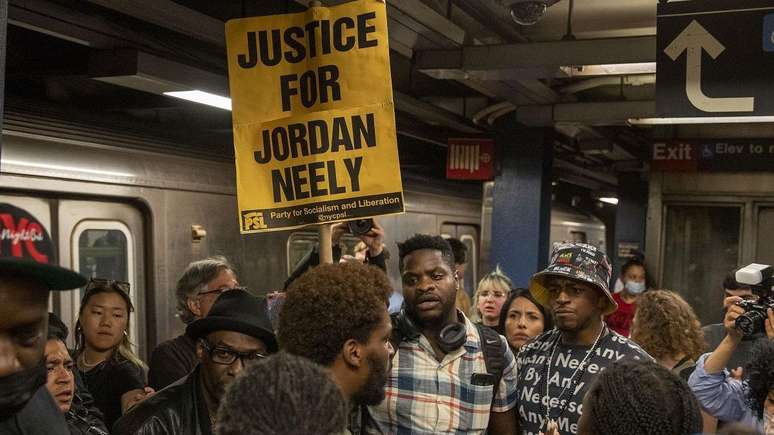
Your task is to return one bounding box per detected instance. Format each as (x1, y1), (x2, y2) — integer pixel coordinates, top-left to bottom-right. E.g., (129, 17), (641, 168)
(702, 270), (767, 371)
(283, 219), (387, 290)
(688, 296), (774, 431)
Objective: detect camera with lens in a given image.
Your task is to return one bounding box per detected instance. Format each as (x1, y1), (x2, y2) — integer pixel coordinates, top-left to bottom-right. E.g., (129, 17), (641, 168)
(734, 263), (774, 336)
(347, 219), (374, 236)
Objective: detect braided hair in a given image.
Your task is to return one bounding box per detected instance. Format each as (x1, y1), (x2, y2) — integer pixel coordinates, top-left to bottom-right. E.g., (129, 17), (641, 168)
(582, 359), (702, 435)
(216, 352), (348, 435)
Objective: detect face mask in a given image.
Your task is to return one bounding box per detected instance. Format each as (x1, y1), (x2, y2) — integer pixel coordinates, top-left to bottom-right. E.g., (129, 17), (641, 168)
(0, 359), (47, 419)
(625, 280), (646, 295)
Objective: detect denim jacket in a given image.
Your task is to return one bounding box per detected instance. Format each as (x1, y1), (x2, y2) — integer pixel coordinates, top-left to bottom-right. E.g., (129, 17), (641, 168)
(688, 353), (763, 431)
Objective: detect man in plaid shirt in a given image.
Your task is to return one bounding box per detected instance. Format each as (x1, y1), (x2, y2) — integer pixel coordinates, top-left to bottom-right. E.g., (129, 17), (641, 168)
(369, 235), (518, 434)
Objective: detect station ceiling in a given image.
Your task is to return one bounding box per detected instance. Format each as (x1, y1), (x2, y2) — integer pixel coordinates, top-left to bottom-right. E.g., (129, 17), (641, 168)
(4, 0), (669, 192)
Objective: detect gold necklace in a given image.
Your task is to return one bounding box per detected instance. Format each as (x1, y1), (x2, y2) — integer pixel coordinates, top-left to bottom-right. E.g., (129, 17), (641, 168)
(79, 352), (104, 369)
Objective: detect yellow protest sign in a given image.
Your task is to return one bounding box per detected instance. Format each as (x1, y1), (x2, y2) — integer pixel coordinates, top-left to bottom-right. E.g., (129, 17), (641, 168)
(226, 0), (403, 233)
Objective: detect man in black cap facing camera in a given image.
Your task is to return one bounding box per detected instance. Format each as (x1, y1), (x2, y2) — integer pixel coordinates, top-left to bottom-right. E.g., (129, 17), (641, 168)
(514, 242), (651, 435)
(0, 203), (88, 435)
(113, 289), (277, 435)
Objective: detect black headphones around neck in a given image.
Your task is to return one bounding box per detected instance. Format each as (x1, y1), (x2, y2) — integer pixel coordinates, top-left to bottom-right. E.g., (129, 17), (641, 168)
(394, 309), (467, 353)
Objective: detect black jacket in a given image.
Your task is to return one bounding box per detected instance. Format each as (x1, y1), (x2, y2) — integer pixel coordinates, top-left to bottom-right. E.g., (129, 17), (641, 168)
(0, 385), (69, 435)
(147, 333), (198, 391)
(112, 366), (212, 435)
(66, 392), (109, 435)
(66, 367), (108, 435)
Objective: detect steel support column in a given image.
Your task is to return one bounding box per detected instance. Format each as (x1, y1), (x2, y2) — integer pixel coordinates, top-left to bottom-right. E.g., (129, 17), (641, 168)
(490, 124), (552, 287)
(612, 173), (648, 282)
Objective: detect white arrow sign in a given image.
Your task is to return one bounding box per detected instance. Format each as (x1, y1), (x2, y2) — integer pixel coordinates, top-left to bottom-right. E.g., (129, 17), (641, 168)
(664, 20), (755, 113)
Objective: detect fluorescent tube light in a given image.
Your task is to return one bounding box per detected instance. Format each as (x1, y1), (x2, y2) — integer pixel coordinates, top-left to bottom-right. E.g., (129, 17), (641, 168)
(629, 116), (774, 125)
(561, 62), (657, 77)
(164, 90), (232, 111)
(598, 197), (619, 205)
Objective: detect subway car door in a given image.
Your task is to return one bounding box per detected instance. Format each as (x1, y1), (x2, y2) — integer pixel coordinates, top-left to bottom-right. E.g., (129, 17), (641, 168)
(57, 200), (147, 359)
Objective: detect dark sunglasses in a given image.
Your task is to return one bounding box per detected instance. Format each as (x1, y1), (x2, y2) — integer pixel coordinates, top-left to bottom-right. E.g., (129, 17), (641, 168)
(84, 278), (130, 295)
(199, 339), (266, 365)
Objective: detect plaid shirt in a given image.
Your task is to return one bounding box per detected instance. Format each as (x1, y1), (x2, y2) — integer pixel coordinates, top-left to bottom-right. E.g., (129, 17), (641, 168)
(369, 315), (518, 434)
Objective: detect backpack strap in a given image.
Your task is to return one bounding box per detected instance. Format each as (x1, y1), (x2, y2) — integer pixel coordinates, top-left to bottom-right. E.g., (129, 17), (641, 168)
(475, 323), (506, 400)
(389, 312), (404, 361)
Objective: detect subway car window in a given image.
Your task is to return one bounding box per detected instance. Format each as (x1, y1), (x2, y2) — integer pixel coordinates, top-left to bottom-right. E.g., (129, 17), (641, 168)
(78, 229), (128, 282)
(570, 231), (587, 243)
(662, 205), (741, 325)
(286, 231), (362, 274)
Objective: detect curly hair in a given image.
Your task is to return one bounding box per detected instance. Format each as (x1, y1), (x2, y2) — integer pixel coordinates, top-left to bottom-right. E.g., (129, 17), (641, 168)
(629, 289), (705, 362)
(278, 262), (391, 366)
(583, 359), (703, 435)
(745, 340), (774, 419)
(216, 352), (347, 435)
(398, 234), (454, 272)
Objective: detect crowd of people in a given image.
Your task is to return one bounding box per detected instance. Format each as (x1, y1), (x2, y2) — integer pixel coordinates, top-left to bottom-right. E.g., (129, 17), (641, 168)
(3, 217), (774, 435)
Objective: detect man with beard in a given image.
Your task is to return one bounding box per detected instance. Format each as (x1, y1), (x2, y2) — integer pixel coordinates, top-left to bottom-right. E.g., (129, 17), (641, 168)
(515, 242), (651, 435)
(278, 262), (393, 435)
(0, 203), (88, 435)
(369, 234), (518, 434)
(113, 289), (277, 435)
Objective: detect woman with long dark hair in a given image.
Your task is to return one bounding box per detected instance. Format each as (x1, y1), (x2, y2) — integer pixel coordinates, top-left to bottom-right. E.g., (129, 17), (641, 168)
(497, 288), (553, 352)
(75, 279), (149, 429)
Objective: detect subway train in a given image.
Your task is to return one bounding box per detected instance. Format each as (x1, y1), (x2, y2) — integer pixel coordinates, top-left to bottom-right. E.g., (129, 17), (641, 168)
(0, 108), (606, 360)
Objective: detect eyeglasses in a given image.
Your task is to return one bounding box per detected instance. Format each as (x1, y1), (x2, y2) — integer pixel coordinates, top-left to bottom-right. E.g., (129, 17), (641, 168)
(197, 285), (245, 297)
(199, 339), (266, 365)
(480, 290), (506, 299)
(85, 278), (130, 294)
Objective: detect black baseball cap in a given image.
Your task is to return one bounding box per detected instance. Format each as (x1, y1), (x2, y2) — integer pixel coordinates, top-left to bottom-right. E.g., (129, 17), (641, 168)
(0, 203), (87, 290)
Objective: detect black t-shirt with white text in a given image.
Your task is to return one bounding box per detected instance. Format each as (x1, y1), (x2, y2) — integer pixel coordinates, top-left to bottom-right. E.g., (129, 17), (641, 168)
(515, 328), (652, 435)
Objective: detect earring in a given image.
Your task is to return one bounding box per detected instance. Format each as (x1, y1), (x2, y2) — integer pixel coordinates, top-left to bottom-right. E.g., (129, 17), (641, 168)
(123, 330), (128, 337)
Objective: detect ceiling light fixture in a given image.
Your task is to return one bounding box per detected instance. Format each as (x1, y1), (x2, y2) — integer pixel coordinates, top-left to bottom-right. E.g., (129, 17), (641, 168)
(164, 90), (232, 111)
(561, 62), (657, 77)
(628, 116), (774, 125)
(598, 197), (619, 205)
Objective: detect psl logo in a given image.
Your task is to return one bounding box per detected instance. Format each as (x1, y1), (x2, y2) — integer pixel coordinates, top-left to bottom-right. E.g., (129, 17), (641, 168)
(243, 212), (268, 231)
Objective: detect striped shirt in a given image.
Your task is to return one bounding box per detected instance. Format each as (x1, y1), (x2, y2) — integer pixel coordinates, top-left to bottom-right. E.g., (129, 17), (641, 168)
(369, 315), (518, 434)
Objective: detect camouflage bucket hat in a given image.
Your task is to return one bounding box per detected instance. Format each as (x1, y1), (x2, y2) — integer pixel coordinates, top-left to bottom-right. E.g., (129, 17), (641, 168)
(528, 242), (617, 315)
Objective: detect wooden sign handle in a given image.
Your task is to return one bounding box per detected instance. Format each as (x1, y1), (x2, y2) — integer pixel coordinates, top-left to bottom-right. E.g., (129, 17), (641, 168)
(318, 223), (333, 264)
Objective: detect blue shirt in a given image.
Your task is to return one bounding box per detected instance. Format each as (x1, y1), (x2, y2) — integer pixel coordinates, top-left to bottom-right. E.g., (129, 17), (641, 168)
(688, 353), (762, 431)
